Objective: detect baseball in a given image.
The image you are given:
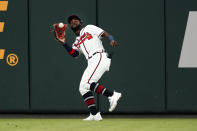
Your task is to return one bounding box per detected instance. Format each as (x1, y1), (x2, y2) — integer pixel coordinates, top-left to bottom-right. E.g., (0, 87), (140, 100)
(58, 22), (64, 28)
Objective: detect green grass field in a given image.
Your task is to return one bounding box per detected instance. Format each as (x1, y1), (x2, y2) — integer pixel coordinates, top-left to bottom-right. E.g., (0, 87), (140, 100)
(0, 118), (197, 131)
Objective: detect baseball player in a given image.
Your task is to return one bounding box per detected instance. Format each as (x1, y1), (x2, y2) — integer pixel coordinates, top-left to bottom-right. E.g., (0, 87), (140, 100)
(53, 15), (122, 121)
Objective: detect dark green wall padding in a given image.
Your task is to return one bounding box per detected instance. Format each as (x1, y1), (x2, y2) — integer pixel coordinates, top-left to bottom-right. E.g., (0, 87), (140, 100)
(0, 0), (29, 112)
(29, 0), (97, 112)
(1, 0), (197, 113)
(166, 0), (197, 112)
(98, 0), (165, 113)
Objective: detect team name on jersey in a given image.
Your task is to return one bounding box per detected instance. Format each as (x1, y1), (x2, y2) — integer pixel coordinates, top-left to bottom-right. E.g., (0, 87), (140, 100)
(74, 32), (93, 48)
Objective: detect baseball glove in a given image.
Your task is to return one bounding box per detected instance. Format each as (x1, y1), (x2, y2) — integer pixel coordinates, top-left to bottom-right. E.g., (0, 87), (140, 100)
(50, 23), (67, 42)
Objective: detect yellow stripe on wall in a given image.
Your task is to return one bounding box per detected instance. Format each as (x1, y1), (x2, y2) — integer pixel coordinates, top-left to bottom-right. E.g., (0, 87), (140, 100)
(0, 49), (5, 59)
(0, 22), (4, 32)
(0, 1), (8, 11)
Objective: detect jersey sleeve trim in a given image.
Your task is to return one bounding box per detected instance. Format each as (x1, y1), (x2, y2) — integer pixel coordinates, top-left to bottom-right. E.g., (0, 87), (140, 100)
(98, 31), (104, 38)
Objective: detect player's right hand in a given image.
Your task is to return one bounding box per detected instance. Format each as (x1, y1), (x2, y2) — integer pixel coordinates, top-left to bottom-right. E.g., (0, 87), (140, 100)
(110, 40), (118, 47)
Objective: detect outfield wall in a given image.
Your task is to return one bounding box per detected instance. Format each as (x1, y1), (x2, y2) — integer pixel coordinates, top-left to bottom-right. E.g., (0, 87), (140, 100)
(0, 0), (197, 113)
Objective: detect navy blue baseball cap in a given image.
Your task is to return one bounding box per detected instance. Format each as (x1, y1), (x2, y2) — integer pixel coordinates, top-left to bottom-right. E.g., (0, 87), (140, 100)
(67, 15), (81, 24)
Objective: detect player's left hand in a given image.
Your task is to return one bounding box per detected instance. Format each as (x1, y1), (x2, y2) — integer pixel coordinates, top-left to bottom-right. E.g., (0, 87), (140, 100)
(56, 36), (66, 44)
(110, 40), (118, 47)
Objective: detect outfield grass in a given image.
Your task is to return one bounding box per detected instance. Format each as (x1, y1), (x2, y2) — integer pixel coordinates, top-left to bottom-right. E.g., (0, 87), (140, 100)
(0, 118), (197, 131)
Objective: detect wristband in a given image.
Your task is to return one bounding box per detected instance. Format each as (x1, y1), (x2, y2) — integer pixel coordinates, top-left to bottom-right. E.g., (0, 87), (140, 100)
(108, 35), (114, 41)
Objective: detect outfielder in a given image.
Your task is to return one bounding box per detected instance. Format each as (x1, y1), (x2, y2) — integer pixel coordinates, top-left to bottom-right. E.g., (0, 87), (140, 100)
(53, 15), (122, 121)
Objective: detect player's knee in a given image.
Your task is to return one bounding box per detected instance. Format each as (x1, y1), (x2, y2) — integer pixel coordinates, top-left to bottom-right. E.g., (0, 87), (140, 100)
(79, 88), (87, 96)
(79, 82), (90, 96)
(80, 82), (90, 90)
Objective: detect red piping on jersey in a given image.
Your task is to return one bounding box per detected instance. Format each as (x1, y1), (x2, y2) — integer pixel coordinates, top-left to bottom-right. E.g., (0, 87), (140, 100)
(74, 32), (94, 57)
(82, 42), (89, 55)
(74, 43), (80, 48)
(73, 36), (87, 49)
(78, 33), (90, 56)
(74, 39), (81, 48)
(88, 53), (102, 84)
(79, 37), (87, 45)
(74, 32), (93, 47)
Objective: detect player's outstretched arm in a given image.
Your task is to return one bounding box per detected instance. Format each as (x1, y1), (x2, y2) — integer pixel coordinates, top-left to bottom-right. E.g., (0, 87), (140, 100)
(50, 23), (79, 57)
(101, 32), (118, 47)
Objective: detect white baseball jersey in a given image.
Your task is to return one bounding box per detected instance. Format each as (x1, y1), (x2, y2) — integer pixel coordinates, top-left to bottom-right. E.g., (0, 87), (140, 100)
(71, 25), (111, 96)
(72, 25), (105, 60)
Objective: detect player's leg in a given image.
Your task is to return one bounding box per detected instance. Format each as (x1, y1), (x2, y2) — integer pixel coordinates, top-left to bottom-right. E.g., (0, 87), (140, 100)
(89, 72), (122, 112)
(78, 53), (110, 120)
(79, 80), (97, 116)
(87, 53), (113, 97)
(88, 52), (115, 97)
(79, 69), (102, 121)
(88, 53), (122, 112)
